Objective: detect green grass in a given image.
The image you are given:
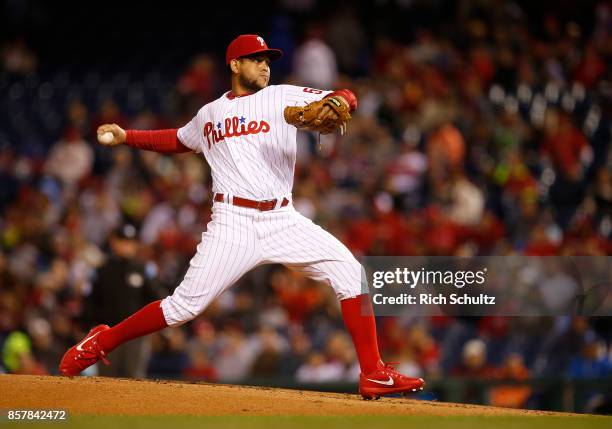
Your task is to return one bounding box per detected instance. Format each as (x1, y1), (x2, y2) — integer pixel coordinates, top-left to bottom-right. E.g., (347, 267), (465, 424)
(2, 415), (611, 429)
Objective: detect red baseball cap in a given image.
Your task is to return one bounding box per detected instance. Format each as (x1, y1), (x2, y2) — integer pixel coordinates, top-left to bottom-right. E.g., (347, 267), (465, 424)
(226, 34), (283, 65)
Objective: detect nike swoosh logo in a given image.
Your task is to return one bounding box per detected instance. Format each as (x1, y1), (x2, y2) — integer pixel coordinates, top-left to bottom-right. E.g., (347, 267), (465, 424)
(366, 376), (394, 386)
(76, 332), (101, 351)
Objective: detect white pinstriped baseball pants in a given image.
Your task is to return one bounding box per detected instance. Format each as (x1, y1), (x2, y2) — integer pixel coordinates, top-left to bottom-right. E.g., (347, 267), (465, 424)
(161, 201), (363, 326)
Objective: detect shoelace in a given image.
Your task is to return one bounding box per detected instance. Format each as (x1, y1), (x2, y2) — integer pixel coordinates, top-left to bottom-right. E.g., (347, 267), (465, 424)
(382, 362), (410, 379)
(76, 340), (110, 365)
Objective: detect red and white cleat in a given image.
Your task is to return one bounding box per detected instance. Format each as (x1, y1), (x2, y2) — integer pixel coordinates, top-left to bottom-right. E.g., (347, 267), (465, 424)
(59, 324), (111, 376)
(359, 361), (425, 400)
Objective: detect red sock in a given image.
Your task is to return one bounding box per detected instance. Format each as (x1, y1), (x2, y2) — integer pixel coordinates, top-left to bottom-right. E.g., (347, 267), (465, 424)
(96, 300), (168, 353)
(341, 294), (382, 374)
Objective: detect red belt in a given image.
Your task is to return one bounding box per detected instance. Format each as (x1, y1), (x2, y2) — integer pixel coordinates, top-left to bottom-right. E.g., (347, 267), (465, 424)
(213, 193), (289, 211)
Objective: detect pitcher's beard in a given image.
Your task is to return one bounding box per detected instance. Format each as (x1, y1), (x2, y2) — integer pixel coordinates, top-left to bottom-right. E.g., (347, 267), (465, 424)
(239, 75), (266, 92)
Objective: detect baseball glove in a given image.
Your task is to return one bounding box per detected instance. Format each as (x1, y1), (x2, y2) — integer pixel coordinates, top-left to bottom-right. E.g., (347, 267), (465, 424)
(284, 96), (352, 135)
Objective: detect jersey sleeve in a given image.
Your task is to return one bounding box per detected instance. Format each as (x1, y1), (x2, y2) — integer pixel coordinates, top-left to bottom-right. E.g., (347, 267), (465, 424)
(281, 84), (333, 107)
(177, 116), (202, 153)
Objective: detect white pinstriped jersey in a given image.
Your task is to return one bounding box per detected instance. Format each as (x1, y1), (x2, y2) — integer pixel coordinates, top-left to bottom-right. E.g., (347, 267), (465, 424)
(160, 85), (363, 326)
(177, 84), (331, 200)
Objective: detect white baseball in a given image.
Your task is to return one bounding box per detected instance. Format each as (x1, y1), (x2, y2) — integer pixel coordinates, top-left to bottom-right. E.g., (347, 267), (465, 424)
(99, 132), (114, 144)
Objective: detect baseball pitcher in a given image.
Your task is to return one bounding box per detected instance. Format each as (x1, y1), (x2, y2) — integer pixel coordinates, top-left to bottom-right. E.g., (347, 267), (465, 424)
(60, 34), (425, 399)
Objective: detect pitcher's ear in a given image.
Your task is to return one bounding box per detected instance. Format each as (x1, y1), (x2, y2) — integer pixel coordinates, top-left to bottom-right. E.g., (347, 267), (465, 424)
(229, 59), (241, 74)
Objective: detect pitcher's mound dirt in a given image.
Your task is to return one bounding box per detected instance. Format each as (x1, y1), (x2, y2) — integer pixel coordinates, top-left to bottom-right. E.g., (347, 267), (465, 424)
(0, 375), (568, 416)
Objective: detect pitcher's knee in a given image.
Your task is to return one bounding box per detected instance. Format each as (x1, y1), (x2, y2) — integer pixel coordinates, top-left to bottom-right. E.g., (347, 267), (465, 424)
(328, 257), (365, 300)
(160, 295), (202, 327)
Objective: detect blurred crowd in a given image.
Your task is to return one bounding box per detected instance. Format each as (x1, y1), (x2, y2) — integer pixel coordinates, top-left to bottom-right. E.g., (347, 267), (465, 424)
(1, 0), (611, 412)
